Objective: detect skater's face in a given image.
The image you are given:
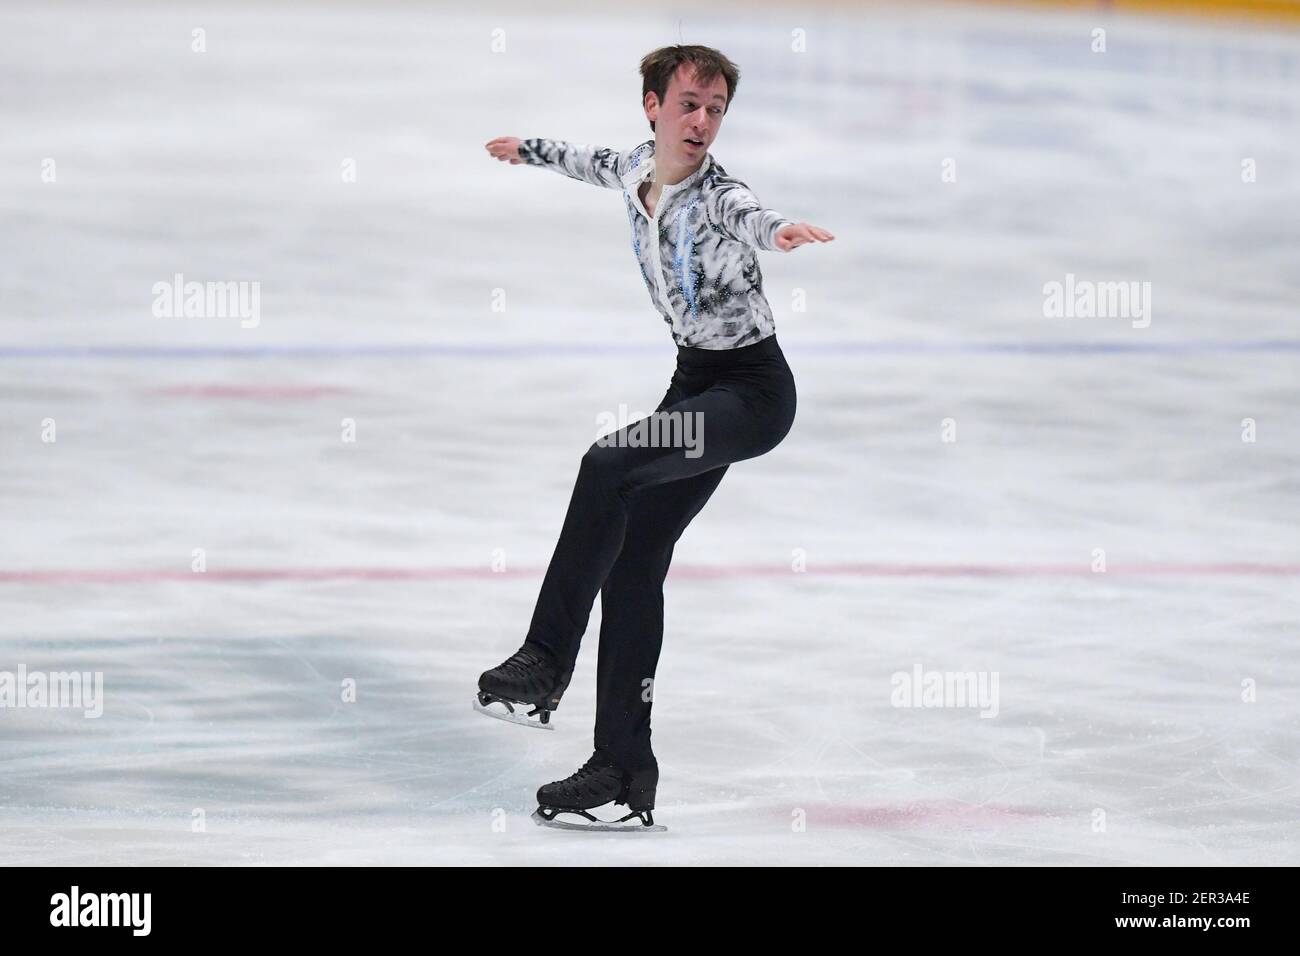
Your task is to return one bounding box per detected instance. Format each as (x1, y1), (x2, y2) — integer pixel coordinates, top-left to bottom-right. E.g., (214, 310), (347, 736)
(644, 64), (728, 167)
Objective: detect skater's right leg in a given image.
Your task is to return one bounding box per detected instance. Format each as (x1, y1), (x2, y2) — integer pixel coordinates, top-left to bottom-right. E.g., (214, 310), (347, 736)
(593, 466), (728, 773)
(526, 467), (734, 833)
(532, 750), (664, 831)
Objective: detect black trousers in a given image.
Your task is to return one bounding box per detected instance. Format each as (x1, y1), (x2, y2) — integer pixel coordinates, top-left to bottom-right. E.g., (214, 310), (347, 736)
(525, 335), (797, 773)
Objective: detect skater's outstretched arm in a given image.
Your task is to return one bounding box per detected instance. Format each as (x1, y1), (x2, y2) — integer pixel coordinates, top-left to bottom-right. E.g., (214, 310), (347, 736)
(773, 221), (835, 252)
(484, 136), (625, 189)
(706, 177), (835, 252)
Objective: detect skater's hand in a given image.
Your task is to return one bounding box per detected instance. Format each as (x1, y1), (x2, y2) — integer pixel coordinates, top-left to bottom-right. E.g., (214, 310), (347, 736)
(775, 222), (835, 252)
(485, 136), (525, 165)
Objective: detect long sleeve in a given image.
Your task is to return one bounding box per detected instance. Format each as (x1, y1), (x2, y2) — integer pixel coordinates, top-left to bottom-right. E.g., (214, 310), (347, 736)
(705, 175), (794, 251)
(517, 138), (625, 190)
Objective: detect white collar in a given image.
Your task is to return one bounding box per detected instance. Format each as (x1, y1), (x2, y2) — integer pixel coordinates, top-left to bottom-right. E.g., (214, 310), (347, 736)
(621, 150), (713, 194)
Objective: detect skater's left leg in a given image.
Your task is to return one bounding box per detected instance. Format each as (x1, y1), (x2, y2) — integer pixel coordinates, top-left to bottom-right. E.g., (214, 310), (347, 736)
(593, 465), (728, 773)
(524, 382), (792, 670)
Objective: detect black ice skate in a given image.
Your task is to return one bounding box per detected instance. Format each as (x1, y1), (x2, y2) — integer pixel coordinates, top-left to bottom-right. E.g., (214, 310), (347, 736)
(532, 751), (664, 832)
(474, 643), (572, 730)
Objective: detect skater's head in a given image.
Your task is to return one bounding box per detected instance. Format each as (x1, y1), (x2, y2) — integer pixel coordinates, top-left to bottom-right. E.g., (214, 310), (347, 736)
(640, 45), (739, 166)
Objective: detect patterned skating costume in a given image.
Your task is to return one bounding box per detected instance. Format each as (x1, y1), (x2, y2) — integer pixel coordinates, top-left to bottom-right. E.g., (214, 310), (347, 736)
(517, 137), (793, 349)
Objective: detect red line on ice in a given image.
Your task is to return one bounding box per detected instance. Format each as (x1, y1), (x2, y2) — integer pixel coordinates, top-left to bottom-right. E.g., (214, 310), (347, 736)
(809, 801), (1048, 828)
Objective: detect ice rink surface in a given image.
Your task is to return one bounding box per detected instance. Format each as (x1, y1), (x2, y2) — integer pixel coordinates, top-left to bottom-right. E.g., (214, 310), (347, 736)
(1, 0), (1298, 864)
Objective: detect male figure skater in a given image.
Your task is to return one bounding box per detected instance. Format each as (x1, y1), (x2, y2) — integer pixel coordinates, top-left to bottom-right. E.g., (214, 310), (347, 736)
(476, 45), (834, 830)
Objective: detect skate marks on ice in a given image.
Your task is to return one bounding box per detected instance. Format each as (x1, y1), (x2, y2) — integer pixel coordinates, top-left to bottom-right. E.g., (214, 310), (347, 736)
(0, 629), (546, 862)
(646, 573), (1300, 865)
(1, 582), (1296, 863)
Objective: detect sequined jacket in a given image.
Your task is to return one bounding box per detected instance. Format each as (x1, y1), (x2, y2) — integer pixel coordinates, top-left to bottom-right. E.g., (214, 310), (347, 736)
(517, 138), (793, 350)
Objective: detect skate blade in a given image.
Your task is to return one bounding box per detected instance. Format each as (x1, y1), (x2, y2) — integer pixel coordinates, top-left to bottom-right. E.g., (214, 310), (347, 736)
(472, 698), (555, 731)
(531, 809), (666, 833)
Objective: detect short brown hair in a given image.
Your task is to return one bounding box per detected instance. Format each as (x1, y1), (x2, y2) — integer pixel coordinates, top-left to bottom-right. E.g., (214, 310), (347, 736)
(639, 45), (740, 132)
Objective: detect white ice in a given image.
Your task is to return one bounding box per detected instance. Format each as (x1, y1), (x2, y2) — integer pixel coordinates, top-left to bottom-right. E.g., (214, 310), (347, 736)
(0, 0), (1298, 865)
